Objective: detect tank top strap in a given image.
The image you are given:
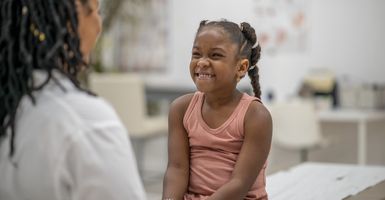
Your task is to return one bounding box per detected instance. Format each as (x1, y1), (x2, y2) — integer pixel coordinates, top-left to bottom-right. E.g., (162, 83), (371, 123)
(183, 91), (204, 127)
(236, 93), (262, 135)
(238, 93), (261, 115)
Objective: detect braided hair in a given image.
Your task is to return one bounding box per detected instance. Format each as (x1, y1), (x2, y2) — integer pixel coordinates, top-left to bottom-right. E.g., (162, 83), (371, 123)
(196, 20), (262, 99)
(0, 0), (91, 157)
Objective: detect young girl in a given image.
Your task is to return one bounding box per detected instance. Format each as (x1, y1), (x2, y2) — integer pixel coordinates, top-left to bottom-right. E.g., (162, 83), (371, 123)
(162, 20), (272, 200)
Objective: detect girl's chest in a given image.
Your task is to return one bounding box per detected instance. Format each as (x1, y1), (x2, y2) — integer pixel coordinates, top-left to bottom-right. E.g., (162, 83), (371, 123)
(201, 104), (236, 129)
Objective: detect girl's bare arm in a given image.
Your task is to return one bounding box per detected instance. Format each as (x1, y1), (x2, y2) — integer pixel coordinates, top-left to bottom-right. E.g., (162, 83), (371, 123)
(162, 94), (193, 200)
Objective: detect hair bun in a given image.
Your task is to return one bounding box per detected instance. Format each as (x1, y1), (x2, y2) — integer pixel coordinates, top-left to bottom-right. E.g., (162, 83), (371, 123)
(240, 22), (257, 45)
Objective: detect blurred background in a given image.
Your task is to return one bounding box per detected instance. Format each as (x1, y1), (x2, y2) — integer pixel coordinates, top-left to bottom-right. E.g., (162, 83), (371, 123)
(87, 0), (385, 199)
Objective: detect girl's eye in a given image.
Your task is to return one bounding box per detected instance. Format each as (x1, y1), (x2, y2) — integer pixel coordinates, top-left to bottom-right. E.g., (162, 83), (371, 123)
(192, 52), (201, 58)
(212, 53), (223, 58)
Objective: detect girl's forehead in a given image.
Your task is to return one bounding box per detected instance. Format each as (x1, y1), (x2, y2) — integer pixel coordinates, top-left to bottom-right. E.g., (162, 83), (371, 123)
(193, 28), (239, 53)
(195, 26), (232, 43)
(198, 26), (227, 36)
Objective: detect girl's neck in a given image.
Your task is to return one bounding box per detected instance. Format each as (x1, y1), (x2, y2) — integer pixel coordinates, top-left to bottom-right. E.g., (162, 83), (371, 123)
(204, 90), (242, 109)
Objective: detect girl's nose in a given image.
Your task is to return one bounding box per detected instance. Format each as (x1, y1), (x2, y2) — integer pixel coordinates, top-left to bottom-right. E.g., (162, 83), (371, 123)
(197, 58), (209, 68)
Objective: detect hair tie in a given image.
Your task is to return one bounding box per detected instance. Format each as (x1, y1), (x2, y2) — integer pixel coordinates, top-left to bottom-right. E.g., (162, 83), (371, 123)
(205, 20), (213, 25)
(239, 23), (244, 32)
(22, 6), (28, 15)
(39, 33), (46, 42)
(249, 65), (256, 71)
(29, 23), (46, 42)
(252, 41), (259, 49)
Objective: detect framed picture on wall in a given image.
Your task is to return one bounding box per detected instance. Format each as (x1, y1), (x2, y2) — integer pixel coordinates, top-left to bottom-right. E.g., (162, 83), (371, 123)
(253, 0), (308, 54)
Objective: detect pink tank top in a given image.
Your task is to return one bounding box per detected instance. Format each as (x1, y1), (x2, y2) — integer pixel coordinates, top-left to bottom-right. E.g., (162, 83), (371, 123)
(183, 92), (268, 200)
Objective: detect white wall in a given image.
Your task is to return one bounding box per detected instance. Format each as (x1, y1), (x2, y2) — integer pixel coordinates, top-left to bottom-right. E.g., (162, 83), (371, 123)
(309, 0), (385, 82)
(155, 0), (385, 101)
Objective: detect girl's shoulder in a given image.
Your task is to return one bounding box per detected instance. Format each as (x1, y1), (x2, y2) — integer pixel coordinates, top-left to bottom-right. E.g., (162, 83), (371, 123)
(169, 92), (197, 115)
(245, 100), (272, 125)
(243, 100), (272, 143)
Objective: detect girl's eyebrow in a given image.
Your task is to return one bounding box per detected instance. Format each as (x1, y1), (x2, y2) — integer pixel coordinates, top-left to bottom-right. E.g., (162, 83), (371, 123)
(211, 47), (226, 52)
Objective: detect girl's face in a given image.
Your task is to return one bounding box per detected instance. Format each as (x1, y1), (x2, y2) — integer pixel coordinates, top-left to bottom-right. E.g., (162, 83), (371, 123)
(77, 0), (102, 64)
(190, 26), (247, 93)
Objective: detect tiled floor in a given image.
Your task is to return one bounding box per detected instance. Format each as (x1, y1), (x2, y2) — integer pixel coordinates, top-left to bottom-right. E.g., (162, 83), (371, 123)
(137, 122), (385, 199)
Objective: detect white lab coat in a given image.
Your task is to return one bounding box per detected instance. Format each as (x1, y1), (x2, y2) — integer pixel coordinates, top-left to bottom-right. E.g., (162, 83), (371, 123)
(0, 70), (146, 200)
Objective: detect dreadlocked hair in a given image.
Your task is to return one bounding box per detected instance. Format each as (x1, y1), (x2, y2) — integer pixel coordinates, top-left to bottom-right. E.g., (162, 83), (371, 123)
(197, 20), (262, 99)
(0, 0), (91, 157)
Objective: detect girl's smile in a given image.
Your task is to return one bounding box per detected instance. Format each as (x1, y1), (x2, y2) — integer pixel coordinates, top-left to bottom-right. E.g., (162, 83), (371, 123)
(195, 72), (216, 80)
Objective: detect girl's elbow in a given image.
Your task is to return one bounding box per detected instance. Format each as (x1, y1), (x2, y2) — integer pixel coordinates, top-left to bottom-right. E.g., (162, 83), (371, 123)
(166, 162), (189, 177)
(230, 177), (254, 195)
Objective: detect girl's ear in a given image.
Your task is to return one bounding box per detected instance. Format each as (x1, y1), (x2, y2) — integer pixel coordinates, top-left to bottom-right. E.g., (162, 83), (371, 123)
(237, 58), (249, 79)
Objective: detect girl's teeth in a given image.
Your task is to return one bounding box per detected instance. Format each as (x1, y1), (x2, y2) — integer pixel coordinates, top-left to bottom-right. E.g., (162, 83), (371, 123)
(198, 74), (212, 78)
